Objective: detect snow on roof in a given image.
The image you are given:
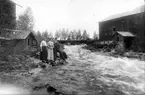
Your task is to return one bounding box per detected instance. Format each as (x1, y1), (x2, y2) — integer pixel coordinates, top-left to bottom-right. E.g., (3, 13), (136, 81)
(117, 31), (135, 37)
(100, 4), (145, 22)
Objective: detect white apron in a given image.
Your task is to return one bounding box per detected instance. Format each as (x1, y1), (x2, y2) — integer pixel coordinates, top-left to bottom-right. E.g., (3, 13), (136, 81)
(47, 41), (54, 61)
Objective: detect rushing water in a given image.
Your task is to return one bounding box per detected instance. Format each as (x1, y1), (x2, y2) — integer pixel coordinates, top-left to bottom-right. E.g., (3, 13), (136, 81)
(98, 57), (145, 95)
(65, 45), (145, 95)
(0, 84), (30, 95)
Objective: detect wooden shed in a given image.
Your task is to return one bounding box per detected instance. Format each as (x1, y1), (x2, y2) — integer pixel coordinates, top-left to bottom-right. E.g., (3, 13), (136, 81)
(113, 31), (136, 51)
(0, 29), (38, 54)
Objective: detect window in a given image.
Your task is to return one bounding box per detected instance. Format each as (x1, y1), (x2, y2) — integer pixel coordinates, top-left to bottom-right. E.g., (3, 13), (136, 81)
(121, 19), (125, 30)
(112, 26), (116, 36)
(28, 39), (30, 45)
(112, 27), (116, 31)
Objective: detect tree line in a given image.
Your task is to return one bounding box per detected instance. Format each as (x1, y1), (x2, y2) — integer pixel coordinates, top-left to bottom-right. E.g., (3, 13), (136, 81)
(36, 28), (98, 39)
(16, 7), (98, 44)
(55, 29), (90, 40)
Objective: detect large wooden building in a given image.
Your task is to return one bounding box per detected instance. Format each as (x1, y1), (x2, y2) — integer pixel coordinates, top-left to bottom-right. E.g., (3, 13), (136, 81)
(99, 4), (145, 51)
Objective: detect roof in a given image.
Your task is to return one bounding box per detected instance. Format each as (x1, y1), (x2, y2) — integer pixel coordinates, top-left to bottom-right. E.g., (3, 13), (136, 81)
(12, 30), (31, 39)
(10, 0), (16, 4)
(100, 4), (145, 22)
(0, 37), (11, 40)
(10, 0), (22, 7)
(0, 0), (22, 7)
(0, 0), (16, 4)
(0, 28), (32, 40)
(116, 31), (135, 37)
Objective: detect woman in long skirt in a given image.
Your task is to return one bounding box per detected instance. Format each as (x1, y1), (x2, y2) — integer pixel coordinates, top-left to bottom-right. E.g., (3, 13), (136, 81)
(40, 40), (48, 62)
(47, 39), (54, 62)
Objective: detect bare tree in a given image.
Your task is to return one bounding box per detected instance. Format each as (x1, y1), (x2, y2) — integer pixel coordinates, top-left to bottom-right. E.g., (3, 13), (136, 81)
(55, 30), (60, 39)
(76, 30), (82, 40)
(69, 31), (75, 40)
(48, 32), (53, 38)
(35, 31), (43, 44)
(42, 30), (48, 38)
(82, 30), (89, 40)
(72, 30), (77, 40)
(61, 29), (66, 40)
(58, 29), (70, 40)
(16, 7), (34, 31)
(93, 31), (98, 40)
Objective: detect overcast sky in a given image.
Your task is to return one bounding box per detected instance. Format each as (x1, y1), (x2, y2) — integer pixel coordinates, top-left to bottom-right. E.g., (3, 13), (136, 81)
(13, 0), (144, 37)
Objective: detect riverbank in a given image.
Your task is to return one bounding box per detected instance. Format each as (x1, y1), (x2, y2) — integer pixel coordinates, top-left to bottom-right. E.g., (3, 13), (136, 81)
(83, 44), (145, 61)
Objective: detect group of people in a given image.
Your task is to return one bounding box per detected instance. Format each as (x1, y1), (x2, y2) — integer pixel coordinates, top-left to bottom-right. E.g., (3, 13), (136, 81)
(40, 38), (67, 66)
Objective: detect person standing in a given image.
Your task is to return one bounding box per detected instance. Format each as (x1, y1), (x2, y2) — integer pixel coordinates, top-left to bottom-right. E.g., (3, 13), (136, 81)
(53, 39), (60, 61)
(47, 38), (54, 62)
(59, 44), (67, 61)
(40, 39), (48, 62)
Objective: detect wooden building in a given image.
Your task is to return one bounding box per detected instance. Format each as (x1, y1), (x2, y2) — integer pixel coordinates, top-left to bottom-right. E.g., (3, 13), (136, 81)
(0, 29), (37, 54)
(0, 0), (38, 54)
(0, 0), (16, 29)
(99, 4), (145, 51)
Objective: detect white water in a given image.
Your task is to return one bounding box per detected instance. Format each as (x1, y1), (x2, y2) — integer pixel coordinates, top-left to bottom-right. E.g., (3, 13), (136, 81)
(0, 84), (30, 95)
(64, 45), (145, 95)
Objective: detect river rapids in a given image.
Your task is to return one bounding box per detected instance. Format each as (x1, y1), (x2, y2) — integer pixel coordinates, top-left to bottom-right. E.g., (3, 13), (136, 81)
(64, 45), (145, 95)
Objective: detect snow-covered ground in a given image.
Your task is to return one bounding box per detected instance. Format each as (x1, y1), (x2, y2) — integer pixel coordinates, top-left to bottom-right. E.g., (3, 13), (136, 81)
(64, 45), (145, 95)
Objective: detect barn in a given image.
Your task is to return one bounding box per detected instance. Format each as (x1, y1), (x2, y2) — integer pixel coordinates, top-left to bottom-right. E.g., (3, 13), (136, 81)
(99, 4), (145, 51)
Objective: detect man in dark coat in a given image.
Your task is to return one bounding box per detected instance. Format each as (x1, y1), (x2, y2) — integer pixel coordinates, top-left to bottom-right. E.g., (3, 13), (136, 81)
(59, 44), (67, 60)
(53, 39), (60, 61)
(53, 39), (67, 61)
